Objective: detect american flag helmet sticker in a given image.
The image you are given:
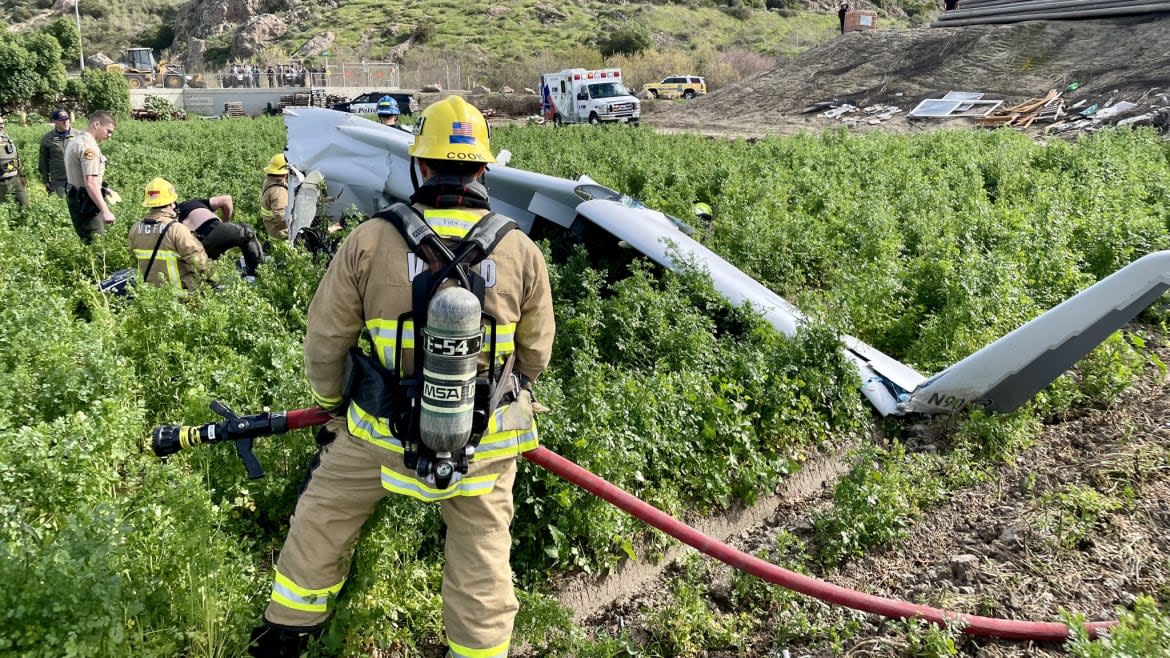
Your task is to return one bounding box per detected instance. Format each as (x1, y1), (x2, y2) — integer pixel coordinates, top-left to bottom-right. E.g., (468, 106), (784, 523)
(450, 121), (476, 145)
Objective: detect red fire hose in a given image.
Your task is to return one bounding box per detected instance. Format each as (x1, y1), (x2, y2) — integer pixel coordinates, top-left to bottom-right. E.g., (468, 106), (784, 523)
(523, 445), (1115, 642)
(245, 407), (1121, 641)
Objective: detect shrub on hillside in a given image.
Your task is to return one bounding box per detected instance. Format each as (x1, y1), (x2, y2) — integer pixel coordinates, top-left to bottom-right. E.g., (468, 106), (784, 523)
(63, 69), (131, 117)
(597, 21), (653, 57)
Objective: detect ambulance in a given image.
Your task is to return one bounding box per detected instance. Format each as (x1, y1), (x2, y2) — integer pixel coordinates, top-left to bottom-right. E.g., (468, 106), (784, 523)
(539, 68), (641, 126)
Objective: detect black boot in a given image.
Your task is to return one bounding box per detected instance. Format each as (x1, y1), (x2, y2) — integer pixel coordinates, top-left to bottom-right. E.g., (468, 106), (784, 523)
(247, 621), (323, 658)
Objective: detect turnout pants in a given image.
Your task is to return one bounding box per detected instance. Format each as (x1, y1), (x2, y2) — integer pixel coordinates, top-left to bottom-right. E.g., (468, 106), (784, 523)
(264, 425), (520, 658)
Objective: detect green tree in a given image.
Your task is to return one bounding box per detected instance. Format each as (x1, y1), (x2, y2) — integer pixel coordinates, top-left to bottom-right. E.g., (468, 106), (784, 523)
(44, 18), (82, 68)
(64, 69), (131, 117)
(0, 39), (40, 110)
(25, 34), (67, 103)
(0, 31), (67, 110)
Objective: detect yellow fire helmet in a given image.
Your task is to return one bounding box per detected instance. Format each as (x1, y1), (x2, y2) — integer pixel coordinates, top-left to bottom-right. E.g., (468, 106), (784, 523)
(142, 177), (178, 208)
(408, 95), (495, 164)
(264, 153), (289, 175)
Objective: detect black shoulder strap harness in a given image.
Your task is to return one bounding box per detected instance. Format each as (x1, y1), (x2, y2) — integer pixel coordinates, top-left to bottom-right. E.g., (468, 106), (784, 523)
(142, 221), (175, 283)
(353, 202), (518, 482)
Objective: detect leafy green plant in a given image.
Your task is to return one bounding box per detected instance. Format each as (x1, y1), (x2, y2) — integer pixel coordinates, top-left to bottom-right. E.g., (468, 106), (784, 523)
(1035, 484), (1121, 552)
(1065, 597), (1170, 657)
(899, 616), (962, 657)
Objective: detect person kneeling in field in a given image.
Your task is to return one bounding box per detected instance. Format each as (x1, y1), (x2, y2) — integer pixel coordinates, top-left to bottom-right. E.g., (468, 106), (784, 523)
(129, 178), (211, 293)
(176, 194), (265, 280)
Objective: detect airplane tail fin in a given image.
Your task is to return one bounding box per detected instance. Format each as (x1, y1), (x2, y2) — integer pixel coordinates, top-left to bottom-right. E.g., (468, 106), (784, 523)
(901, 251), (1170, 415)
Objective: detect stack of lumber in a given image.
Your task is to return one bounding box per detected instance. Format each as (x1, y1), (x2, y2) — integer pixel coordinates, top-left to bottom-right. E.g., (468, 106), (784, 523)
(223, 102), (248, 118)
(976, 90), (1064, 129)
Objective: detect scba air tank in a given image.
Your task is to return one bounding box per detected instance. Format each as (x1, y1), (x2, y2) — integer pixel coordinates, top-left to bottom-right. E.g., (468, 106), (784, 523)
(420, 286), (484, 454)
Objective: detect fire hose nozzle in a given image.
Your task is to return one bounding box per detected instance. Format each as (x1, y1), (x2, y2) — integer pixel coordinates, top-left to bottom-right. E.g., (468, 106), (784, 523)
(150, 422), (218, 458)
(151, 424), (183, 458)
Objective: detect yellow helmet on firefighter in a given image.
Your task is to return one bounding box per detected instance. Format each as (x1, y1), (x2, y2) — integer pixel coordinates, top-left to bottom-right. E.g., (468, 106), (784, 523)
(142, 177), (178, 208)
(408, 95), (495, 164)
(264, 153), (289, 175)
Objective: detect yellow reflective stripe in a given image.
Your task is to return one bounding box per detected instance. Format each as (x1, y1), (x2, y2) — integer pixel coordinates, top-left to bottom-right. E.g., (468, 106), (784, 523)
(350, 396), (538, 460)
(312, 388), (342, 408)
(475, 428), (538, 461)
(347, 402), (404, 453)
(380, 468), (498, 501)
(134, 249), (183, 289)
(367, 318), (415, 369)
(365, 319), (513, 365)
(423, 208), (481, 239)
(448, 638), (510, 658)
(484, 323), (515, 353)
(270, 569), (344, 613)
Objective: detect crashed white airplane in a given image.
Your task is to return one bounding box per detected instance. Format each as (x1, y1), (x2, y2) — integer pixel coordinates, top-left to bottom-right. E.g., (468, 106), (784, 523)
(283, 107), (1170, 417)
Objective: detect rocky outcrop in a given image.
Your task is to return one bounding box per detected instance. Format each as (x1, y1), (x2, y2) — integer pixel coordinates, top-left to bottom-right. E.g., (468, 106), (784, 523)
(533, 3), (568, 23)
(388, 35), (415, 61)
(487, 5), (511, 18)
(293, 31), (335, 58)
(186, 37), (208, 70)
(231, 14), (288, 59)
(174, 0), (263, 42)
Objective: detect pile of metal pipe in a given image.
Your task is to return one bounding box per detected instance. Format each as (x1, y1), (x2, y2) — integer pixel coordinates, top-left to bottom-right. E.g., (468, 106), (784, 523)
(932, 0), (1170, 26)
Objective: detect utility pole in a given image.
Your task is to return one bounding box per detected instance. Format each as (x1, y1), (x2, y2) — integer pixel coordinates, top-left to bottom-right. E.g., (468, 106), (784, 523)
(74, 0), (85, 69)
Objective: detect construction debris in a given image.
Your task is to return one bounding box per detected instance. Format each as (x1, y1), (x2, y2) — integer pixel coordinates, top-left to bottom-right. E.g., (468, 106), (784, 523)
(894, 85), (1170, 137)
(909, 91), (1002, 118)
(277, 90), (347, 111)
(818, 102), (904, 127)
(976, 89), (1063, 129)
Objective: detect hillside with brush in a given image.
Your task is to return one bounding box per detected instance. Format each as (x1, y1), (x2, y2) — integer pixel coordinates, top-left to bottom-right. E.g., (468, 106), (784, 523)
(4, 0), (939, 89)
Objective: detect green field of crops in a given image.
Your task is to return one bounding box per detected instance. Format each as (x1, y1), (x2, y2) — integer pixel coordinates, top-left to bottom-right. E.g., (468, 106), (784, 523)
(1, 117), (1168, 657)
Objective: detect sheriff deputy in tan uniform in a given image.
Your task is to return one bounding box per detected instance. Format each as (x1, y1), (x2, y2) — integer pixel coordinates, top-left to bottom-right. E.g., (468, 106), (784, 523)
(128, 177), (210, 292)
(64, 111), (117, 243)
(259, 154), (289, 239)
(249, 96), (556, 658)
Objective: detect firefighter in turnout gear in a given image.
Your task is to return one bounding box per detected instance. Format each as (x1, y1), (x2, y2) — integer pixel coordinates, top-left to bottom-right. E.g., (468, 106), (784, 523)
(249, 96), (555, 658)
(0, 116), (29, 208)
(260, 154), (290, 239)
(128, 178), (211, 292)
